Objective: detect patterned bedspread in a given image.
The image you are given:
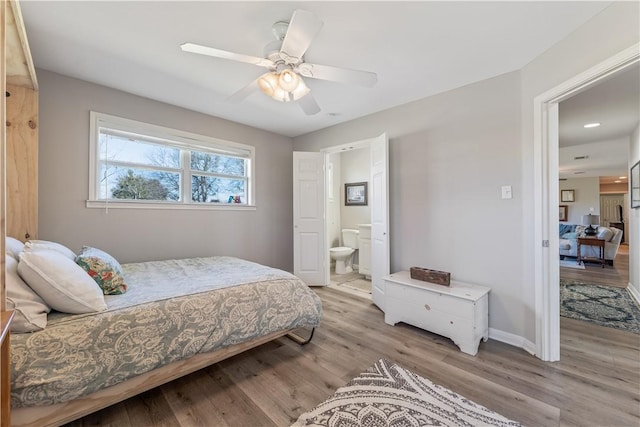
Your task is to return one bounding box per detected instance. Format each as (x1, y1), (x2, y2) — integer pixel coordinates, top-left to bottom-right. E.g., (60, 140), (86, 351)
(11, 256), (322, 408)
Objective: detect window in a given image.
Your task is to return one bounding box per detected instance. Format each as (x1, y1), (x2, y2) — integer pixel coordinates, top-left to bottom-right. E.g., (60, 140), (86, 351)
(89, 112), (254, 209)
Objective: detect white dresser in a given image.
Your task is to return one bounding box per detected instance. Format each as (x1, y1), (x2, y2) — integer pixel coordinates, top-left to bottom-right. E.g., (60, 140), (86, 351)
(383, 271), (490, 356)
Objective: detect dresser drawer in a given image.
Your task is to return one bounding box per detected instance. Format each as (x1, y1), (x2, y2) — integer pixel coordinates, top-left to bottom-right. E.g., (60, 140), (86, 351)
(387, 295), (472, 339)
(386, 281), (475, 319)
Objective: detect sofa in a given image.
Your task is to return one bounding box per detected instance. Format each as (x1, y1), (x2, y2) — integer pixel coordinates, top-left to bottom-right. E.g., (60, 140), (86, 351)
(559, 224), (623, 265)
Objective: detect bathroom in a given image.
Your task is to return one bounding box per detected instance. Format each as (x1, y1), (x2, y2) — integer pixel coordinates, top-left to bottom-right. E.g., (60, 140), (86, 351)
(326, 146), (372, 296)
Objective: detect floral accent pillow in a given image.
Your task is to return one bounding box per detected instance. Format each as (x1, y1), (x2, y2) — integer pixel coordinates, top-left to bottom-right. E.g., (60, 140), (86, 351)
(75, 246), (128, 295)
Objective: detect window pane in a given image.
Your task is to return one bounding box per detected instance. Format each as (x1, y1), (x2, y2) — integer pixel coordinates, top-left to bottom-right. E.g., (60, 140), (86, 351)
(191, 175), (246, 203)
(190, 150), (245, 176)
(100, 132), (180, 168)
(100, 165), (180, 201)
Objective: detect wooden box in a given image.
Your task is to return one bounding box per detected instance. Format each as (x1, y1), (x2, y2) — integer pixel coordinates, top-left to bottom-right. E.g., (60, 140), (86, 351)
(409, 267), (451, 286)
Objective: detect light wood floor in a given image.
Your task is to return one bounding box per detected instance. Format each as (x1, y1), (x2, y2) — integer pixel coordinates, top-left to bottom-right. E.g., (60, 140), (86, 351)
(560, 244), (629, 288)
(65, 277), (640, 426)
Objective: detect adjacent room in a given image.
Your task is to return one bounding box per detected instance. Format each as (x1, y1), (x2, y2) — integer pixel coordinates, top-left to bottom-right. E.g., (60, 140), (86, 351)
(1, 1), (638, 426)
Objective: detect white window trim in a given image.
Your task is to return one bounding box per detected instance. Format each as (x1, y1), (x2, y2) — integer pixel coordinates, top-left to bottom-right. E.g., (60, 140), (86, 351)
(88, 111), (256, 210)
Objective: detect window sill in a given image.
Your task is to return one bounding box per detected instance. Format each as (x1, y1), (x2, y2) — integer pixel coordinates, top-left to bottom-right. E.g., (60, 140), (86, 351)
(86, 200), (257, 211)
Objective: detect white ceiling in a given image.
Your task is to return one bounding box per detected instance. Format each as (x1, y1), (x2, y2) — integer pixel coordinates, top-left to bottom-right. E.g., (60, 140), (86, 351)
(20, 1), (614, 138)
(559, 62), (640, 182)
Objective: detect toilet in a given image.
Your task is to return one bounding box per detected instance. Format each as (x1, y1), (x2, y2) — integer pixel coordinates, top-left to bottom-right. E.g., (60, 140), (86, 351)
(330, 229), (359, 274)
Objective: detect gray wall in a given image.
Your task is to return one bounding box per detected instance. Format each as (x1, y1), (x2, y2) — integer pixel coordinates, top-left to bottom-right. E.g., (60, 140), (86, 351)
(559, 178), (600, 225)
(340, 147), (371, 231)
(294, 1), (640, 343)
(294, 71), (523, 337)
(37, 70), (295, 270)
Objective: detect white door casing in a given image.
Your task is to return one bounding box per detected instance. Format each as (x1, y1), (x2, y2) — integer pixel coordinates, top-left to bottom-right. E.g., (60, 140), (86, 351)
(371, 133), (390, 310)
(533, 43), (639, 361)
(293, 152), (326, 286)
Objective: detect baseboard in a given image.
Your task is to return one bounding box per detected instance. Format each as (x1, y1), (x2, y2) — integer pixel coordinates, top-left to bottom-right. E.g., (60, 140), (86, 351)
(627, 283), (640, 305)
(489, 328), (537, 357)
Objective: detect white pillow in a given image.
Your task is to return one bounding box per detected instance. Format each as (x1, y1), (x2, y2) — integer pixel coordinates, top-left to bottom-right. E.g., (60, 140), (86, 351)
(25, 240), (76, 260)
(6, 237), (25, 260)
(596, 227), (614, 242)
(6, 255), (50, 332)
(18, 250), (107, 314)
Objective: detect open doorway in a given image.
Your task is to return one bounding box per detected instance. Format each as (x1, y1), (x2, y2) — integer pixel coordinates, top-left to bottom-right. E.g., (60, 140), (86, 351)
(535, 43), (639, 361)
(324, 146), (373, 300)
(293, 133), (389, 308)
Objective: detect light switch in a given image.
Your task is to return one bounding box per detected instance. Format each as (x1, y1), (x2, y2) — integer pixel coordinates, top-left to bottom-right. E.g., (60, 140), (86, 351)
(501, 185), (512, 199)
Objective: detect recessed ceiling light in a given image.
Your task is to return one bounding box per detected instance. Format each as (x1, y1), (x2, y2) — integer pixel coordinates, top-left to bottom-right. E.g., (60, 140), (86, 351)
(619, 176), (627, 179)
(583, 122), (600, 128)
(614, 180), (621, 183)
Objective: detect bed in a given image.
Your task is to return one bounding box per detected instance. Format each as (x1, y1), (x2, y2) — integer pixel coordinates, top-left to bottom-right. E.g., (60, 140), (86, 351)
(8, 253), (322, 427)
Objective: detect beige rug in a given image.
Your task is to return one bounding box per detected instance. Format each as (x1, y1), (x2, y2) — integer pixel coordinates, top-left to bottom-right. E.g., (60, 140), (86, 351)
(560, 259), (585, 270)
(293, 358), (521, 426)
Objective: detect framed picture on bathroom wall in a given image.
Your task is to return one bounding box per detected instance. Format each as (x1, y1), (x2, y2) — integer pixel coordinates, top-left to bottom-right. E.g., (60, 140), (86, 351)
(345, 182), (368, 206)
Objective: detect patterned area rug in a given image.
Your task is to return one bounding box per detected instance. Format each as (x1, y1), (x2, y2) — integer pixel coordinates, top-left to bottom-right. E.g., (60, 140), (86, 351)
(292, 359), (521, 427)
(560, 279), (640, 334)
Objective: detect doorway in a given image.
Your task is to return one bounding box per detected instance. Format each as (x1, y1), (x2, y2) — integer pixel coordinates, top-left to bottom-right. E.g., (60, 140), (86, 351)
(293, 133), (390, 309)
(600, 193), (627, 243)
(534, 43), (639, 361)
(325, 147), (372, 299)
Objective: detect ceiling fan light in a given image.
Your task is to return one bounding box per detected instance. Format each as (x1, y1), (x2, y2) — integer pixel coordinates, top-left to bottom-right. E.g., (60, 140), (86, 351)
(257, 72), (279, 97)
(272, 87), (292, 102)
(290, 78), (310, 101)
(278, 69), (301, 92)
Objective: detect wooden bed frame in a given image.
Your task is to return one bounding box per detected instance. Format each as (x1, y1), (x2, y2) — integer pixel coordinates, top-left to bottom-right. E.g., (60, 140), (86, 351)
(11, 328), (313, 427)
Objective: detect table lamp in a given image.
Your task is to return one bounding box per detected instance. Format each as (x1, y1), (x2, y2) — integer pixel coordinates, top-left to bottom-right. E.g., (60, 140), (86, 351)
(582, 214), (600, 236)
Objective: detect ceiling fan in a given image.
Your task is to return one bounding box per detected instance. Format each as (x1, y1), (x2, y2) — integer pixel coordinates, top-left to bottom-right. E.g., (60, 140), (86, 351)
(180, 9), (377, 115)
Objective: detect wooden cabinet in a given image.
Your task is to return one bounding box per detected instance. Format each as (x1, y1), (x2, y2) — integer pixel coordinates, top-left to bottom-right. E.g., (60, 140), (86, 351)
(383, 271), (490, 356)
(1, 1), (39, 424)
(5, 0), (38, 242)
(6, 84), (37, 241)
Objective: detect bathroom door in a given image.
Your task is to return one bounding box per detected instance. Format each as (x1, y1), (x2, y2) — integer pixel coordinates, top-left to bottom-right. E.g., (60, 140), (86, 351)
(293, 152), (327, 286)
(370, 133), (389, 311)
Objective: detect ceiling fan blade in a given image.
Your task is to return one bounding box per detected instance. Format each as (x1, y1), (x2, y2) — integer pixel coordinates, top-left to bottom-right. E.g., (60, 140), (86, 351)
(227, 79), (260, 103)
(181, 43), (274, 68)
(280, 10), (323, 61)
(298, 62), (377, 87)
(298, 93), (321, 115)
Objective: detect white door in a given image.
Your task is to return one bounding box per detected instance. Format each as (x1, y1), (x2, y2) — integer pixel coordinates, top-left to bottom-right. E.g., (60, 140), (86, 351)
(293, 152), (327, 285)
(370, 133), (390, 310)
(600, 194), (625, 225)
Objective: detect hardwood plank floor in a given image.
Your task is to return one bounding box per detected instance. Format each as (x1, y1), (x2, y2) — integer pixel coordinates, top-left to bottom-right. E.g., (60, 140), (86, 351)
(64, 274), (640, 427)
(560, 244), (629, 288)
